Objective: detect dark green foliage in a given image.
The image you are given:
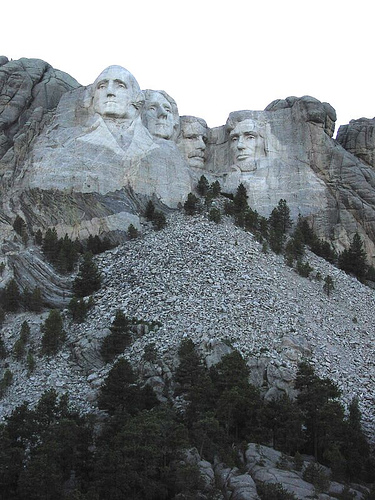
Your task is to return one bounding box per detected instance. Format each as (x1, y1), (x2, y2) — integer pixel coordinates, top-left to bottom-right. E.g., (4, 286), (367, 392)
(296, 258), (313, 277)
(2, 279), (21, 312)
(26, 350), (35, 376)
(13, 321), (29, 360)
(42, 227), (59, 262)
(269, 199), (292, 235)
(144, 200), (155, 221)
(257, 481), (298, 500)
(100, 310), (132, 363)
(311, 238), (337, 263)
(295, 362), (344, 462)
(323, 275), (334, 296)
(22, 286), (43, 313)
(34, 228), (43, 245)
(285, 228), (305, 262)
(233, 183), (248, 214)
(68, 296), (93, 323)
(30, 287), (43, 312)
(184, 192), (200, 215)
(86, 234), (114, 255)
(0, 306), (5, 327)
(0, 262), (5, 276)
(0, 369), (13, 397)
(73, 252), (101, 298)
(302, 462), (330, 492)
(93, 405), (186, 500)
(263, 395), (305, 455)
(97, 358), (158, 416)
(40, 309), (65, 356)
(338, 232), (368, 282)
(42, 229), (80, 273)
(152, 210), (167, 230)
(210, 180), (221, 197)
(268, 199), (292, 254)
(13, 215), (28, 243)
(127, 223), (138, 239)
(196, 175), (210, 196)
(0, 335), (7, 359)
(208, 207), (221, 223)
(0, 390), (93, 500)
(143, 342), (157, 362)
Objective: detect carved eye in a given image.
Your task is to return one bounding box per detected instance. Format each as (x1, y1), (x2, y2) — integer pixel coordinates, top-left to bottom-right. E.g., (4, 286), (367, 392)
(165, 107), (171, 113)
(118, 82), (127, 89)
(148, 106), (156, 111)
(231, 136), (238, 142)
(98, 83), (107, 90)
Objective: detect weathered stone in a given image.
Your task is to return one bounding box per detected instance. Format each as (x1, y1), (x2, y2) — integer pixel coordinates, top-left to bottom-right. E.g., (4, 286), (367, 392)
(337, 117), (375, 169)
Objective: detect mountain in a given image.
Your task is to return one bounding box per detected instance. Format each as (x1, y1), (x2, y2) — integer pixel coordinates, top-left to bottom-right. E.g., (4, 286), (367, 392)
(1, 57), (375, 499)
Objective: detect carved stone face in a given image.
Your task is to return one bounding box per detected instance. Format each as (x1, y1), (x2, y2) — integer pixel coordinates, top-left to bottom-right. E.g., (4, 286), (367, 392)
(93, 66), (140, 120)
(142, 91), (175, 139)
(177, 120), (208, 168)
(229, 119), (263, 171)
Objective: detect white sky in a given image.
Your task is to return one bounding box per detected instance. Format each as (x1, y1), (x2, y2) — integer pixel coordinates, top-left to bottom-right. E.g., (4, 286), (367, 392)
(2, 0), (374, 134)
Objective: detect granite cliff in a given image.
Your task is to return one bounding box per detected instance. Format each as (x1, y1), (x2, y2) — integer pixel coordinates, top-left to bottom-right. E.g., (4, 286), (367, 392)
(1, 57), (375, 266)
(1, 57), (375, 497)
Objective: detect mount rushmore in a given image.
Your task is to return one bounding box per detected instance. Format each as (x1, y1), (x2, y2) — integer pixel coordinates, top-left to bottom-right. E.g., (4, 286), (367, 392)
(1, 56), (375, 265)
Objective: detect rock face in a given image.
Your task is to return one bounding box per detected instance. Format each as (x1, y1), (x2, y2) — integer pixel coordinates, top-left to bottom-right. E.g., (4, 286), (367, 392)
(337, 117), (375, 168)
(0, 58), (80, 165)
(2, 58), (375, 282)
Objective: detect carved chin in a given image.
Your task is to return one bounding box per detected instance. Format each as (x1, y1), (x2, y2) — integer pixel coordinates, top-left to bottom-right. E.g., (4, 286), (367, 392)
(237, 162), (257, 172)
(188, 157), (205, 168)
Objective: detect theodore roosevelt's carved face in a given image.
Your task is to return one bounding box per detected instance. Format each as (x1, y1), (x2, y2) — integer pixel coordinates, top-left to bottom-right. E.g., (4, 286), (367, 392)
(93, 66), (141, 120)
(229, 119), (263, 171)
(142, 91), (176, 139)
(177, 119), (208, 168)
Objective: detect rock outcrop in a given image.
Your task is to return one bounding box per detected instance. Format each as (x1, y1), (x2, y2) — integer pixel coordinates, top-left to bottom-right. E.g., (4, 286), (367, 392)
(2, 58), (375, 267)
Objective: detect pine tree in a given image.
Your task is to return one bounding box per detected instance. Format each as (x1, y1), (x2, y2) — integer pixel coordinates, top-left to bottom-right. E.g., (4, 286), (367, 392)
(233, 183), (248, 214)
(42, 228), (59, 263)
(144, 200), (155, 221)
(30, 287), (43, 312)
(34, 228), (43, 245)
(338, 232), (368, 281)
(73, 252), (101, 297)
(323, 275), (334, 296)
(100, 310), (132, 363)
(41, 309), (66, 356)
(210, 180), (221, 197)
(3, 279), (21, 312)
(127, 224), (139, 239)
(196, 175), (209, 196)
(13, 215), (28, 243)
(152, 210), (167, 230)
(184, 193), (199, 215)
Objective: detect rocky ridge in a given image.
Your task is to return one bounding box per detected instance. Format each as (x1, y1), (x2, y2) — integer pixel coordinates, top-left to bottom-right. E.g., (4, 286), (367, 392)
(0, 211), (374, 437)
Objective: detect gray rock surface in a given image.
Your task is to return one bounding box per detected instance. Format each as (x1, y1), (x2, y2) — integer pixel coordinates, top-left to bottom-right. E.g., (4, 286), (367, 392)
(337, 117), (375, 168)
(0, 58), (80, 164)
(1, 212), (374, 439)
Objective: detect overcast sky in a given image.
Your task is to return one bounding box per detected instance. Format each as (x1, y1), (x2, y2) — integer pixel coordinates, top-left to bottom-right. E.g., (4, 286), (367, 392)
(2, 0), (373, 134)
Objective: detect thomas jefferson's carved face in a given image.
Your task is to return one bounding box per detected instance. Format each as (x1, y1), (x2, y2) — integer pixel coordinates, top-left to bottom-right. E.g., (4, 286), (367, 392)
(93, 66), (140, 120)
(229, 119), (263, 171)
(177, 121), (208, 168)
(143, 91), (175, 139)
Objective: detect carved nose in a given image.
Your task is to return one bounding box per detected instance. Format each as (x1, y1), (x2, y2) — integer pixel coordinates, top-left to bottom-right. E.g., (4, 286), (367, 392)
(157, 105), (167, 118)
(197, 137), (206, 150)
(237, 137), (245, 149)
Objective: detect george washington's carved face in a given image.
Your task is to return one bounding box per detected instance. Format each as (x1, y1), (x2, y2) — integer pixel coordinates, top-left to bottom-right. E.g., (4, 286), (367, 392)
(93, 66), (141, 120)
